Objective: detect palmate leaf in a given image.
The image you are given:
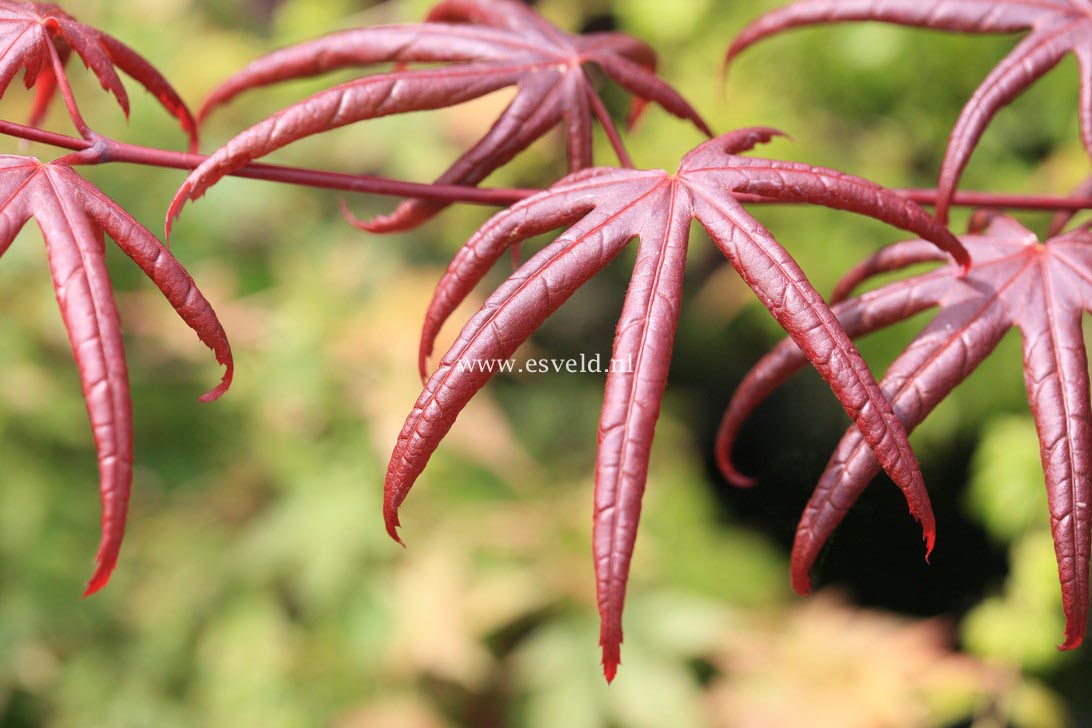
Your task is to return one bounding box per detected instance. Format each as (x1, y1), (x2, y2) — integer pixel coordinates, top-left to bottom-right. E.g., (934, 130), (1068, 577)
(0, 155), (232, 595)
(0, 0), (197, 146)
(726, 0), (1092, 223)
(718, 213), (1092, 650)
(383, 128), (968, 682)
(175, 0), (711, 235)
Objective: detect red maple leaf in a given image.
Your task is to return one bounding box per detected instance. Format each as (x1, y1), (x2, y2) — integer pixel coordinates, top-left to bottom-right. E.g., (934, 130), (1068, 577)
(726, 0), (1092, 223)
(717, 212), (1092, 649)
(381, 128), (968, 682)
(0, 0), (197, 147)
(0, 155), (233, 595)
(175, 0), (711, 234)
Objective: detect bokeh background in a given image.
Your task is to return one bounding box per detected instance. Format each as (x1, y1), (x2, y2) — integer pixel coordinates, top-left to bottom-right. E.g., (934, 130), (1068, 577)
(1, 0), (1091, 725)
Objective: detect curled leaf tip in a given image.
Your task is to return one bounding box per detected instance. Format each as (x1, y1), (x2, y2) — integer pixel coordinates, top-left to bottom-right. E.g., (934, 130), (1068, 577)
(790, 561), (814, 596)
(746, 126), (790, 147)
(337, 198), (396, 233)
(716, 452), (757, 488)
(729, 473), (758, 488)
(1059, 631), (1084, 651)
(164, 183), (193, 244)
(199, 362), (234, 403)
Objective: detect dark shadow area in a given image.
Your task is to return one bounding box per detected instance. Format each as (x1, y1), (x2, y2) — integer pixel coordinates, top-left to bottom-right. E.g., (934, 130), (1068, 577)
(671, 312), (1010, 622)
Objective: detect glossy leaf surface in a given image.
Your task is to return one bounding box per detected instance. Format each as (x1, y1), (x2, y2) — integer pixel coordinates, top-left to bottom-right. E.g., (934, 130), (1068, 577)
(0, 155), (232, 595)
(179, 0), (711, 234)
(384, 128), (967, 681)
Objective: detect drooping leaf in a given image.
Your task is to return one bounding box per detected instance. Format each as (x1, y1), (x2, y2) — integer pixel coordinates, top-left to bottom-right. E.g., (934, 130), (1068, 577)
(0, 0), (198, 147)
(177, 0), (711, 235)
(726, 0), (1092, 222)
(0, 155), (232, 595)
(384, 128), (968, 681)
(717, 213), (1092, 650)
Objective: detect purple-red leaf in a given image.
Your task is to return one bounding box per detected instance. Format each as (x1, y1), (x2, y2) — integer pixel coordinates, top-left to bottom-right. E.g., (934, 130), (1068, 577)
(385, 128), (967, 681)
(718, 214), (1092, 649)
(0, 155), (232, 595)
(177, 0), (710, 236)
(0, 1), (197, 147)
(726, 0), (1092, 222)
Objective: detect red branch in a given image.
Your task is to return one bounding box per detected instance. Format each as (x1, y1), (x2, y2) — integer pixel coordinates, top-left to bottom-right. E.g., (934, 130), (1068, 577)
(0, 120), (535, 208)
(3, 119), (1092, 214)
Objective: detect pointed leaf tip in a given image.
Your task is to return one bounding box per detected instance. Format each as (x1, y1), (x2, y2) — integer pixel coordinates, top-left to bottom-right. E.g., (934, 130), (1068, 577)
(601, 643), (620, 684)
(383, 506), (405, 547)
(83, 558), (115, 597)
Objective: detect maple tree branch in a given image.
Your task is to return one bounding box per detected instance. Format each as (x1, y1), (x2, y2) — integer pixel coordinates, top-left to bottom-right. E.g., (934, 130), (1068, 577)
(0, 119), (536, 207)
(5, 119), (1092, 214)
(0, 120), (86, 151)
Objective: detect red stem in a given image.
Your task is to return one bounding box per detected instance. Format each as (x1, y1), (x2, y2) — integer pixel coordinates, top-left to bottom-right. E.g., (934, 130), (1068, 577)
(45, 33), (92, 139)
(895, 189), (1092, 212)
(583, 72), (634, 169)
(4, 119), (1092, 213)
(0, 120), (534, 207)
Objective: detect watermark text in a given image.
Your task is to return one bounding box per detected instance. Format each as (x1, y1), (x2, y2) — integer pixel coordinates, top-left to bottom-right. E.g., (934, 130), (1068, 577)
(453, 353), (634, 375)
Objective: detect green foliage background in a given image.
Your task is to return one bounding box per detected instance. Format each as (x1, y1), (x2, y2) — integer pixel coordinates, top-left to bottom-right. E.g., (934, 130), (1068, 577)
(0, 0), (1090, 725)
